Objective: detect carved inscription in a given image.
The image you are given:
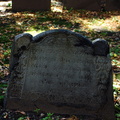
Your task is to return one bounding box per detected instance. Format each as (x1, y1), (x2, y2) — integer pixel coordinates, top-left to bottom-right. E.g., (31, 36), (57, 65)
(21, 43), (95, 105)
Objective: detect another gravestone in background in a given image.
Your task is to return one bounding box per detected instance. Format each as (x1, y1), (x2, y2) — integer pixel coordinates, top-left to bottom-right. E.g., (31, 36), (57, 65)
(63, 0), (120, 11)
(12, 0), (50, 11)
(6, 29), (115, 120)
(12, 0), (120, 11)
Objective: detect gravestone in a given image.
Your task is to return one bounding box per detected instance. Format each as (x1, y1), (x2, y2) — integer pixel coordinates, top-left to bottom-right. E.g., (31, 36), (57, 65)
(6, 29), (115, 120)
(12, 0), (50, 11)
(63, 0), (120, 11)
(63, 0), (99, 10)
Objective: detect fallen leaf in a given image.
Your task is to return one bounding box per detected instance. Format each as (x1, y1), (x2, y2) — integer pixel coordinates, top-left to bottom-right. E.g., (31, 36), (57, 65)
(66, 115), (79, 120)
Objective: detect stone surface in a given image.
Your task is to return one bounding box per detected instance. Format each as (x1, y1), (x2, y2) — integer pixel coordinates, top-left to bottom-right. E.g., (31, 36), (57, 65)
(63, 0), (120, 11)
(12, 0), (120, 11)
(12, 0), (50, 11)
(6, 29), (115, 120)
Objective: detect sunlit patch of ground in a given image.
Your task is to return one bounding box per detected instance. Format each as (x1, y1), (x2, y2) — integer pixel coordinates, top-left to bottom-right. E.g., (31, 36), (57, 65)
(0, 1), (12, 16)
(82, 16), (120, 32)
(51, 6), (63, 12)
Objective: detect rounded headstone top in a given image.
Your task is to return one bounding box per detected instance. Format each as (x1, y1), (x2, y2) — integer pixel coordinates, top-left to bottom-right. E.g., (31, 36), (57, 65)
(92, 38), (109, 56)
(14, 29), (110, 56)
(33, 29), (93, 47)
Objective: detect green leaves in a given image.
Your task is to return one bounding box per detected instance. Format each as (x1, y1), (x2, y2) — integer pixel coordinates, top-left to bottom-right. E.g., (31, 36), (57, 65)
(17, 116), (27, 120)
(33, 108), (41, 114)
(41, 113), (54, 120)
(110, 45), (120, 56)
(0, 83), (7, 105)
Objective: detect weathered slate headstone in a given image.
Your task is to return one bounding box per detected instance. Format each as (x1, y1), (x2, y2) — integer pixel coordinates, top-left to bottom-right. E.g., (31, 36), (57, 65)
(12, 0), (50, 11)
(63, 0), (120, 11)
(63, 0), (99, 10)
(6, 29), (115, 120)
